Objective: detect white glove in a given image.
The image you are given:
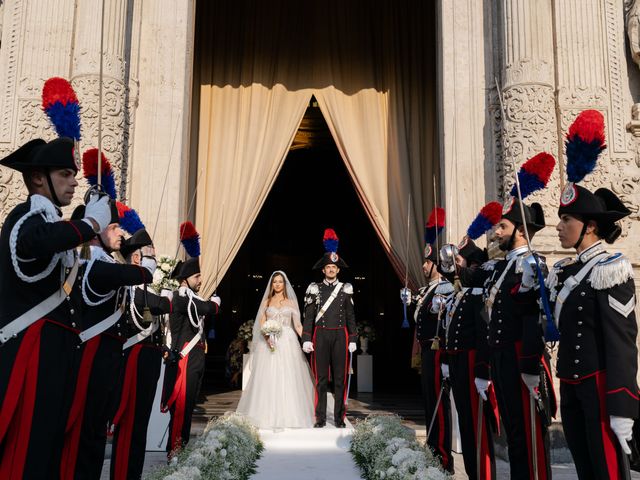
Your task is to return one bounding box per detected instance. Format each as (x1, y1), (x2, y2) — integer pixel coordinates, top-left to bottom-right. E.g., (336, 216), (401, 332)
(348, 342), (357, 353)
(521, 373), (540, 396)
(211, 295), (221, 307)
(441, 364), (450, 379)
(610, 416), (634, 455)
(430, 295), (447, 314)
(520, 254), (538, 291)
(160, 289), (173, 301)
(439, 244), (458, 273)
(302, 341), (314, 353)
(83, 194), (112, 233)
(474, 377), (491, 401)
(400, 287), (412, 306)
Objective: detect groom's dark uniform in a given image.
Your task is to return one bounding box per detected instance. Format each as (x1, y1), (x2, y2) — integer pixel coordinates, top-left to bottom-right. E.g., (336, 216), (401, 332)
(302, 246), (357, 427)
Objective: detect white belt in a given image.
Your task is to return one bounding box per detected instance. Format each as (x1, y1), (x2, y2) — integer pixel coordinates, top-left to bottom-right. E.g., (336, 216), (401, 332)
(315, 282), (343, 323)
(553, 253), (607, 326)
(123, 319), (159, 350)
(180, 326), (203, 357)
(0, 259), (80, 344)
(79, 290), (128, 343)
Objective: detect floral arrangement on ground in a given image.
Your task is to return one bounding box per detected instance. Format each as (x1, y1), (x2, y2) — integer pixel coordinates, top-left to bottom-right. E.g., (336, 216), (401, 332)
(146, 413), (263, 480)
(357, 318), (377, 343)
(350, 414), (450, 480)
(226, 320), (254, 386)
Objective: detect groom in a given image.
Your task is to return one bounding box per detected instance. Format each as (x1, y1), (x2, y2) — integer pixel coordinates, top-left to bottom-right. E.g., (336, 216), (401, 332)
(302, 229), (357, 428)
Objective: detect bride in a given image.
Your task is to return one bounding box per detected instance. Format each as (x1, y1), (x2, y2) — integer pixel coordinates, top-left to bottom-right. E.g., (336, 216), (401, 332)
(236, 271), (315, 429)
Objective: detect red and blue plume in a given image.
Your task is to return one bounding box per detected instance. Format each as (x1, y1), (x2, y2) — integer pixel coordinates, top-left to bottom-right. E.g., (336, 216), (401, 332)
(565, 109), (606, 183)
(467, 201), (503, 240)
(42, 77), (81, 141)
(424, 207), (445, 245)
(510, 152), (555, 199)
(116, 202), (145, 235)
(82, 148), (116, 200)
(323, 228), (339, 253)
(180, 221), (201, 258)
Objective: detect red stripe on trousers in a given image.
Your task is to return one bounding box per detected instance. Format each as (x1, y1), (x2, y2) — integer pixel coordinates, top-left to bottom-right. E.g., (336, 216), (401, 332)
(112, 344), (142, 480)
(434, 350), (450, 470)
(60, 335), (101, 480)
(164, 343), (190, 453)
(342, 327), (349, 420)
(595, 371), (620, 479)
(467, 350), (492, 480)
(312, 329), (319, 419)
(0, 321), (43, 479)
(519, 379), (548, 479)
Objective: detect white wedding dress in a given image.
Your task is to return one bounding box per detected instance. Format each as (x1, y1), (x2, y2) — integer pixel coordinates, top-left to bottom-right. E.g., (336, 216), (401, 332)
(236, 302), (315, 429)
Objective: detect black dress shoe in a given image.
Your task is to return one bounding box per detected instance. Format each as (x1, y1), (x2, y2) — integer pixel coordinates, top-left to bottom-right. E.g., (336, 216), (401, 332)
(335, 421), (346, 428)
(314, 420), (326, 428)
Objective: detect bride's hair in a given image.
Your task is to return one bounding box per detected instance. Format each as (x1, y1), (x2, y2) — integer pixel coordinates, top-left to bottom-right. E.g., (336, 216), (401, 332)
(267, 272), (288, 305)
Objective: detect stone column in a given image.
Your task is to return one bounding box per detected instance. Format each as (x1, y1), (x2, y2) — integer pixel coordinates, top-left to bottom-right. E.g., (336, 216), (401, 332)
(554, 0), (640, 262)
(437, 0), (494, 244)
(71, 0), (129, 200)
(0, 0), (76, 220)
(494, 0), (560, 251)
(127, 0), (196, 256)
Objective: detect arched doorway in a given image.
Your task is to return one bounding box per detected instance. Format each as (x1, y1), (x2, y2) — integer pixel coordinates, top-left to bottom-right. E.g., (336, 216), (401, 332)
(203, 101), (420, 395)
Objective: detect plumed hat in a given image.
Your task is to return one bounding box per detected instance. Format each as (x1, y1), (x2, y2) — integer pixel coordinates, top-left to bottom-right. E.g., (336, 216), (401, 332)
(501, 197), (546, 234)
(1, 137), (79, 173)
(120, 228), (153, 258)
(171, 221), (201, 279)
(558, 110), (630, 238)
(313, 229), (349, 269)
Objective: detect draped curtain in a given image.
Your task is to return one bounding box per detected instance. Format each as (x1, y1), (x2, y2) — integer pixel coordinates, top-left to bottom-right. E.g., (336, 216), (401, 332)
(194, 0), (438, 294)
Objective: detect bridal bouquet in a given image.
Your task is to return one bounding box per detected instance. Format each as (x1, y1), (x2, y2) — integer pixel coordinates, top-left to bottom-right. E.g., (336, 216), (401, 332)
(260, 320), (282, 352)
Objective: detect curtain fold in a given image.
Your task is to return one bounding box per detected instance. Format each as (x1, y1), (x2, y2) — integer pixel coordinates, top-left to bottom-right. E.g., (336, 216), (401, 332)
(193, 1), (438, 294)
(196, 84), (311, 294)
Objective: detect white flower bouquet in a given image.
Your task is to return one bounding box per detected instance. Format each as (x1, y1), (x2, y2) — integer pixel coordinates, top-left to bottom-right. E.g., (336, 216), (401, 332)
(151, 255), (180, 293)
(147, 413), (263, 480)
(350, 415), (450, 480)
(260, 319), (282, 352)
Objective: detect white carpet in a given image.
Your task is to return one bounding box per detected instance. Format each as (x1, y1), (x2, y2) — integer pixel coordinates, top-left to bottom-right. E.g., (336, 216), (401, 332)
(251, 393), (361, 479)
(252, 426), (362, 480)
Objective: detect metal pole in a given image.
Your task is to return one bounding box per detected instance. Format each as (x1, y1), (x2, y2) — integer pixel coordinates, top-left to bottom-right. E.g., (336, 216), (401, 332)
(97, 0), (106, 187)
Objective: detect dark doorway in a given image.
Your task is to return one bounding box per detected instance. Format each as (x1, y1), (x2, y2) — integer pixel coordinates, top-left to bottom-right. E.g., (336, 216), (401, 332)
(203, 102), (420, 396)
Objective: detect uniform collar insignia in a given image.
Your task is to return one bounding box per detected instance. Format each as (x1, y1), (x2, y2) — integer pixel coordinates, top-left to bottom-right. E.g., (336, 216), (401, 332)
(506, 245), (529, 261)
(577, 241), (604, 263)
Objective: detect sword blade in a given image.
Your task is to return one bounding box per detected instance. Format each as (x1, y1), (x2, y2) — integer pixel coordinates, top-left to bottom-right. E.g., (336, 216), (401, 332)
(427, 381), (446, 441)
(476, 395), (484, 480)
(530, 394), (539, 480)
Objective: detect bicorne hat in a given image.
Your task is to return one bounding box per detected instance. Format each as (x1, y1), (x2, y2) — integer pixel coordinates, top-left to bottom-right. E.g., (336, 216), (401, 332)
(313, 229), (349, 269)
(120, 228), (153, 258)
(501, 196), (546, 235)
(1, 137), (80, 173)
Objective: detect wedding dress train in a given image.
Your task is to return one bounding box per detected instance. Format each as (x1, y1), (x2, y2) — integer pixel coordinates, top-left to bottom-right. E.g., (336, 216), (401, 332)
(236, 304), (316, 429)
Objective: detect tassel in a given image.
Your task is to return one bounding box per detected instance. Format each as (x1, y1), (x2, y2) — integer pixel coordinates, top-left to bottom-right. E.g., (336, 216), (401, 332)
(589, 254), (634, 290)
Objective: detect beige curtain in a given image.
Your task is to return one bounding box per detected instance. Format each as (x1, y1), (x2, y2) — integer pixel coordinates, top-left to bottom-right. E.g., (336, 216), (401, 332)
(195, 85), (311, 293)
(193, 1), (438, 293)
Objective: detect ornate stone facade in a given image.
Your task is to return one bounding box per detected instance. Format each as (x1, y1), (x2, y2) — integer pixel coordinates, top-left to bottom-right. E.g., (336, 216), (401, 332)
(0, 0), (639, 265)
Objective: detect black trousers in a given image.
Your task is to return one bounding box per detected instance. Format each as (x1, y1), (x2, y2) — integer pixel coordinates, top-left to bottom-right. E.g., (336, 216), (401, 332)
(164, 345), (205, 455)
(421, 347), (453, 473)
(491, 344), (550, 480)
(449, 350), (496, 480)
(0, 320), (79, 479)
(561, 372), (628, 479)
(110, 343), (162, 480)
(74, 334), (125, 480)
(312, 327), (349, 424)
